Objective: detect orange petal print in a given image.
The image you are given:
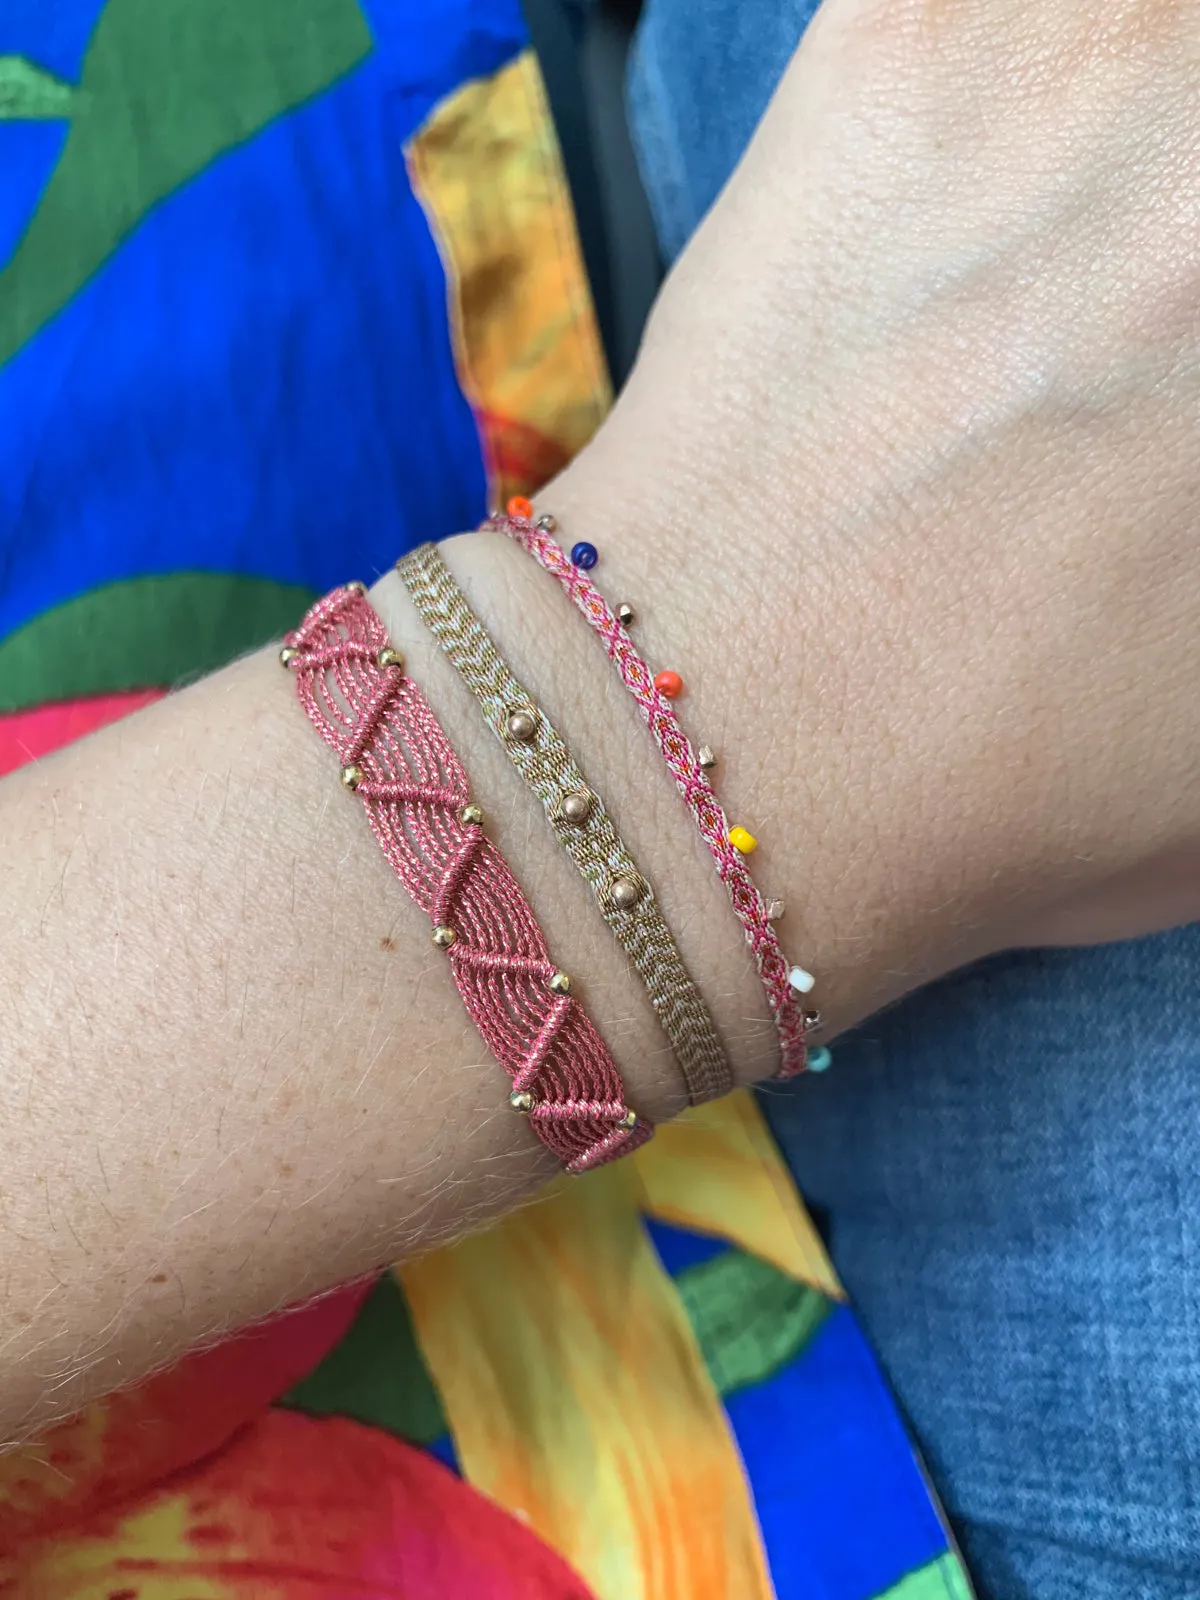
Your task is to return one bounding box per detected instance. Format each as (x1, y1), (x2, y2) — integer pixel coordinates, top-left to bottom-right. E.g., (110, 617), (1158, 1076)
(406, 50), (611, 510)
(0, 1410), (596, 1600)
(401, 1163), (776, 1600)
(477, 412), (571, 505)
(0, 1280), (373, 1552)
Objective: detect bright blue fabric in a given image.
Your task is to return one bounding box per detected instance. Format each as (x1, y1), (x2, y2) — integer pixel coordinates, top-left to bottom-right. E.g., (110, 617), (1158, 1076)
(645, 1217), (955, 1598)
(0, 0), (529, 644)
(723, 1306), (952, 1600)
(427, 1432), (461, 1475)
(642, 1216), (730, 1276)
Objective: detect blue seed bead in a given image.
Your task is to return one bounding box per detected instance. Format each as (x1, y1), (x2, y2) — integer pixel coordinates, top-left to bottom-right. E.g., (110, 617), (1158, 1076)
(807, 1046), (833, 1074)
(570, 540), (599, 570)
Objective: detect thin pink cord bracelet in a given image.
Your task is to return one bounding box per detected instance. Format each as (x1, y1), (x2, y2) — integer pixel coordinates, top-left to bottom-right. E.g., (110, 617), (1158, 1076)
(492, 513), (810, 1078)
(282, 582), (653, 1173)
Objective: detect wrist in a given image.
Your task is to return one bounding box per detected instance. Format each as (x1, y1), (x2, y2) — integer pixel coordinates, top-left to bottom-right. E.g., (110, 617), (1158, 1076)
(507, 429), (1004, 1054)
(374, 461), (898, 1097)
(371, 554), (700, 1120)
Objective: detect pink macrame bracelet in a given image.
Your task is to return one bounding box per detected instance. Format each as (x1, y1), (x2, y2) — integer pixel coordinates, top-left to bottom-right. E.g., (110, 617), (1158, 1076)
(492, 513), (810, 1078)
(282, 582), (653, 1174)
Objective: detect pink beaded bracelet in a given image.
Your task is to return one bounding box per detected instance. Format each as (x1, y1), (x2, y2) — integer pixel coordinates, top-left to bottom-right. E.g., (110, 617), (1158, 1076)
(282, 582), (653, 1173)
(492, 509), (815, 1078)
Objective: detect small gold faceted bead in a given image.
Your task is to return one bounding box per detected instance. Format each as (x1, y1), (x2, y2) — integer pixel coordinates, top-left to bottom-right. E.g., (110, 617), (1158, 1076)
(377, 646), (404, 670)
(340, 763), (364, 791)
(536, 513), (558, 532)
(609, 874), (644, 912)
(728, 825), (758, 854)
(559, 790), (593, 826)
(431, 924), (457, 950)
(804, 1009), (823, 1032)
(460, 803), (484, 826)
(765, 897), (785, 921)
(547, 970), (572, 996)
(346, 580), (367, 595)
(279, 645), (299, 669)
(616, 602), (635, 627)
(505, 708), (538, 742)
(509, 1089), (534, 1113)
(619, 1109), (638, 1131)
(698, 745), (717, 770)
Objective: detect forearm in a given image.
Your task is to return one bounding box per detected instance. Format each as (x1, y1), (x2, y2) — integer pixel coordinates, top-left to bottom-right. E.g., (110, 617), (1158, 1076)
(9, 3), (1200, 1440)
(0, 447), (892, 1442)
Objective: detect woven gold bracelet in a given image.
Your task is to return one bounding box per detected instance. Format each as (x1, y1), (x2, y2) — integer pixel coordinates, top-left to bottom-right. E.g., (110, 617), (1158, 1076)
(398, 542), (733, 1105)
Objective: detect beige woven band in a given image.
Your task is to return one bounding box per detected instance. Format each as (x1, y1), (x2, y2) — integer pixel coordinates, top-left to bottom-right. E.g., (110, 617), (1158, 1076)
(398, 542), (733, 1105)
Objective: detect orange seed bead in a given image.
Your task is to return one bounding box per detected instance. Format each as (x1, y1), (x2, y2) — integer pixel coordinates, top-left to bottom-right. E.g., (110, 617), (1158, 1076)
(654, 669), (683, 698)
(506, 495), (534, 519)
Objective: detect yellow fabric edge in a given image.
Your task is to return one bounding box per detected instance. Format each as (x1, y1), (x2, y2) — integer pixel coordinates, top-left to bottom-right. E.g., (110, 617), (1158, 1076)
(633, 1091), (844, 1300)
(401, 1163), (777, 1600)
(405, 48), (611, 505)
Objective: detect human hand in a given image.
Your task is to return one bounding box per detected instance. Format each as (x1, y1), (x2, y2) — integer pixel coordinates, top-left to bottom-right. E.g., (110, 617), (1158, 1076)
(549, 0), (1200, 1028)
(11, 0), (1200, 1440)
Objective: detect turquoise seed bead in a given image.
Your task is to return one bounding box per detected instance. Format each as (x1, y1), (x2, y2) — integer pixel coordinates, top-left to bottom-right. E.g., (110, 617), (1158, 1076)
(807, 1046), (833, 1073)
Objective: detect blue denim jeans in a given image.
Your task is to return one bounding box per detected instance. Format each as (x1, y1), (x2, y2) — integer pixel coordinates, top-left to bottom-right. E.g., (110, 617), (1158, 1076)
(629, 11), (1200, 1597)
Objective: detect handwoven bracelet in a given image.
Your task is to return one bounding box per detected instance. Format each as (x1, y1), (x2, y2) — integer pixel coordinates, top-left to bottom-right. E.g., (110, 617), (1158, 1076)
(492, 507), (817, 1079)
(397, 542), (733, 1105)
(281, 582), (653, 1173)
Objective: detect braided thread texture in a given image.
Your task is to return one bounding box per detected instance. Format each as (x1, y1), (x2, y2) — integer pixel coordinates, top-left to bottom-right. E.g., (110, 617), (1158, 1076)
(492, 515), (808, 1077)
(285, 584), (652, 1173)
(399, 543), (733, 1105)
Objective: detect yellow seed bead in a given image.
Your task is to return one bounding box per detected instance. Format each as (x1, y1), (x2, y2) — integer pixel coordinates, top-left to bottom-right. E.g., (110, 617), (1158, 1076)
(728, 826), (758, 855)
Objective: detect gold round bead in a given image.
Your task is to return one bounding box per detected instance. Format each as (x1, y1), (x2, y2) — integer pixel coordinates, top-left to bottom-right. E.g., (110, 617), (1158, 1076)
(608, 874), (645, 913)
(616, 602), (635, 628)
(505, 708), (537, 743)
(619, 1109), (638, 1131)
(279, 645), (299, 669)
(377, 647), (404, 670)
(340, 763), (364, 791)
(431, 924), (457, 950)
(460, 803), (484, 826)
(536, 513), (558, 532)
(547, 970), (572, 996)
(346, 580), (367, 596)
(558, 790), (593, 827)
(509, 1089), (534, 1113)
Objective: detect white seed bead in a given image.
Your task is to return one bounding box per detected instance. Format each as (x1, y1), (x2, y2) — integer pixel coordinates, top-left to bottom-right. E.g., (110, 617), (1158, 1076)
(788, 965), (816, 995)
